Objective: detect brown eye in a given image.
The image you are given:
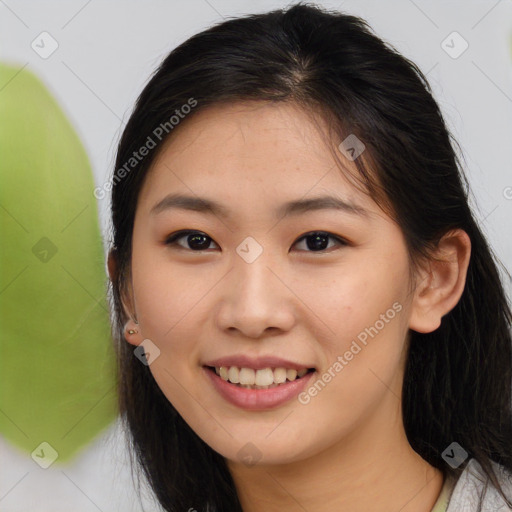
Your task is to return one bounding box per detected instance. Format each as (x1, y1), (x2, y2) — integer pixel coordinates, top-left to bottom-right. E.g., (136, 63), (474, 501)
(293, 231), (347, 252)
(165, 230), (219, 251)
(165, 230), (348, 253)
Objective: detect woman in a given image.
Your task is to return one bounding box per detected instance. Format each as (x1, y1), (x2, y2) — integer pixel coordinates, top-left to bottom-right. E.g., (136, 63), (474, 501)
(106, 3), (512, 511)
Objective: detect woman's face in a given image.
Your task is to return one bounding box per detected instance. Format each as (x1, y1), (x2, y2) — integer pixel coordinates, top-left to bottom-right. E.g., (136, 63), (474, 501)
(126, 101), (418, 466)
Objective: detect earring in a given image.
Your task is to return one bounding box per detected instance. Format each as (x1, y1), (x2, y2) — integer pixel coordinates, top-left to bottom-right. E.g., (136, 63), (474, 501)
(128, 329), (138, 335)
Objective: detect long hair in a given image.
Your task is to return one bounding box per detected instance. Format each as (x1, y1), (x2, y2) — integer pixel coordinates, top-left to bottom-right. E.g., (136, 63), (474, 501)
(106, 3), (512, 511)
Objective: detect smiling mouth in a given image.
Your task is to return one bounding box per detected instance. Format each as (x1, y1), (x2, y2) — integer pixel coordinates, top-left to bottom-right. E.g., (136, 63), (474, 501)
(205, 365), (315, 389)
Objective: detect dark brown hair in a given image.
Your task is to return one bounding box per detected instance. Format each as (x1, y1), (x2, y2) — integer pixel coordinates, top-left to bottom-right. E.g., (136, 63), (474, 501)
(106, 3), (512, 511)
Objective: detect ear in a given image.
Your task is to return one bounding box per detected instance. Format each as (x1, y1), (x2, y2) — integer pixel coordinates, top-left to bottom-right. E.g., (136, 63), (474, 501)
(409, 229), (471, 333)
(107, 248), (142, 346)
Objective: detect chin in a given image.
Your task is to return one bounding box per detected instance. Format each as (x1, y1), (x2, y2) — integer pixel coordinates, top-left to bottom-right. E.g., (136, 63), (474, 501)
(198, 426), (316, 467)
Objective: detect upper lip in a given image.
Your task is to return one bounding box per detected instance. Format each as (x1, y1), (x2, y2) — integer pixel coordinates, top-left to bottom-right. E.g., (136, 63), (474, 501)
(203, 355), (315, 371)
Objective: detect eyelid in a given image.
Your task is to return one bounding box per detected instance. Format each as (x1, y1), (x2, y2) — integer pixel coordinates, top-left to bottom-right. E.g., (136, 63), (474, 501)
(164, 229), (350, 252)
(295, 231), (349, 250)
(164, 230), (220, 250)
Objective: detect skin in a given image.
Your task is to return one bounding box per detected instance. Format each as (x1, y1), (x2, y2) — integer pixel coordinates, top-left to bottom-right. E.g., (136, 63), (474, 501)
(109, 100), (471, 512)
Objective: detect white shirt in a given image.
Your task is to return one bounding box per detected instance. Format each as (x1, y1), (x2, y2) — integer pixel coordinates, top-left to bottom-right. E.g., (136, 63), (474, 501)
(445, 458), (512, 511)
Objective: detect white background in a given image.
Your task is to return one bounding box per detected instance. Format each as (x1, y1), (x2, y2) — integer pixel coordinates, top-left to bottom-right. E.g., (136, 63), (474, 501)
(1, 1), (511, 510)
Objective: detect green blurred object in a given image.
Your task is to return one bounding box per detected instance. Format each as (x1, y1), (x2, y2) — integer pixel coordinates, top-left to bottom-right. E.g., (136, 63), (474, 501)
(0, 62), (117, 463)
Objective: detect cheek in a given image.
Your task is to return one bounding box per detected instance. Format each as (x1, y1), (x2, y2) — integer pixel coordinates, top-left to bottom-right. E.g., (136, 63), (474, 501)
(312, 266), (406, 347)
(131, 254), (206, 413)
(295, 284), (407, 451)
(308, 252), (410, 388)
(131, 242), (203, 340)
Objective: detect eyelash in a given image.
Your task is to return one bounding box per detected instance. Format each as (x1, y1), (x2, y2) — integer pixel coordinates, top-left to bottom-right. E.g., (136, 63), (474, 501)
(164, 230), (349, 253)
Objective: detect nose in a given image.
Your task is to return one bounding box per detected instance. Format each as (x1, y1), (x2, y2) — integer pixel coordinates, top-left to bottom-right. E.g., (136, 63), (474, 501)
(215, 250), (296, 339)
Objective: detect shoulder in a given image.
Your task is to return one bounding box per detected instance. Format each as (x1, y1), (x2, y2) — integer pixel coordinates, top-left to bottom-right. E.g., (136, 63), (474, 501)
(446, 457), (512, 511)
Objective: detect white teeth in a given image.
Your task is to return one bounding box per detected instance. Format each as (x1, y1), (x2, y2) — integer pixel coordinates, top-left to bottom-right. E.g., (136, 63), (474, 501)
(273, 367), (287, 384)
(239, 367), (256, 385)
(255, 368), (274, 386)
(228, 366), (240, 384)
(286, 369), (298, 381)
(212, 365), (312, 387)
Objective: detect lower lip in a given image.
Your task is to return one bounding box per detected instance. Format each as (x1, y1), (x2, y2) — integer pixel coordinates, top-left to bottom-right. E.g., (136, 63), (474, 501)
(203, 367), (315, 410)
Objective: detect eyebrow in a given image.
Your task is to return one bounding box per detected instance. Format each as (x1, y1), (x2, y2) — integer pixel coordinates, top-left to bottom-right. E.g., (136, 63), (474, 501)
(150, 193), (369, 219)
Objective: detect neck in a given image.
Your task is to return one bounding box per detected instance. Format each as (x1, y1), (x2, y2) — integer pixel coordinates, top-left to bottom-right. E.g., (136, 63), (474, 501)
(226, 391), (444, 512)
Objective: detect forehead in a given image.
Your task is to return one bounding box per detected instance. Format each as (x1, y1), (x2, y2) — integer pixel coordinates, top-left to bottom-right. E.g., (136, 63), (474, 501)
(137, 100), (377, 218)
